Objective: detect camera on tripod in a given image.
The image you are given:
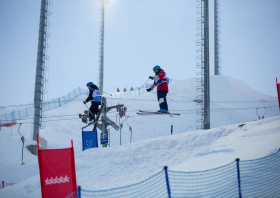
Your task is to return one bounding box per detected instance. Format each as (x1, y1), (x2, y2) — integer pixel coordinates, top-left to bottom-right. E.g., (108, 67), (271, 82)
(79, 110), (89, 124)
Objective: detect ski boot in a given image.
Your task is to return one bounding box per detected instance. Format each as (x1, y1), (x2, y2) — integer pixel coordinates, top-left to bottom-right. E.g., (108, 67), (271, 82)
(155, 109), (170, 114)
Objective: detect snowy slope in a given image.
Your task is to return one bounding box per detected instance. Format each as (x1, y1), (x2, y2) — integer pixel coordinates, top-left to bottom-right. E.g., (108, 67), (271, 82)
(1, 116), (279, 198)
(0, 76), (279, 197)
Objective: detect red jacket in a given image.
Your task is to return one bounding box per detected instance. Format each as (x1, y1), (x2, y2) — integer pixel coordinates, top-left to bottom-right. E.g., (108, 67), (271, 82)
(154, 69), (169, 93)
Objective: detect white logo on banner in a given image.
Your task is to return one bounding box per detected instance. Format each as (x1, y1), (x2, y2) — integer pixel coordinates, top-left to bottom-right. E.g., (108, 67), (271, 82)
(45, 175), (70, 185)
(86, 139), (93, 146)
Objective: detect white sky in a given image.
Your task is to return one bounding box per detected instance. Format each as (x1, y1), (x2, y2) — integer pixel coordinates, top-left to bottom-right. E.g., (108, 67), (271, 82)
(0, 0), (280, 106)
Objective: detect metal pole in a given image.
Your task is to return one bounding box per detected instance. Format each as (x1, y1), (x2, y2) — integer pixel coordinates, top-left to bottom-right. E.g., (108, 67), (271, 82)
(33, 0), (48, 140)
(203, 0), (210, 130)
(164, 166), (171, 198)
(98, 0), (105, 95)
(119, 116), (121, 146)
(214, 0), (220, 75)
(21, 139), (25, 165)
(101, 97), (107, 147)
(236, 158), (242, 198)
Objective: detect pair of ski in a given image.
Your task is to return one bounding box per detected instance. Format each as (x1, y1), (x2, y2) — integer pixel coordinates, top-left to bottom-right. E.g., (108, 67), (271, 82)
(137, 110), (180, 116)
(81, 103), (104, 130)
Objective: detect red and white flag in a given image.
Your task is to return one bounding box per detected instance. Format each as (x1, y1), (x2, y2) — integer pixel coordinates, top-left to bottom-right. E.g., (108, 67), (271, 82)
(37, 134), (77, 198)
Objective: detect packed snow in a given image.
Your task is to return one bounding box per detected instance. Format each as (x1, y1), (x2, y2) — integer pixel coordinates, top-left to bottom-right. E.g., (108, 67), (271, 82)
(0, 76), (279, 197)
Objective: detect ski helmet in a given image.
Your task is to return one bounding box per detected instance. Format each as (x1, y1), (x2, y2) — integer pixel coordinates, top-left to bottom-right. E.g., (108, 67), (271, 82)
(86, 82), (94, 86)
(153, 65), (160, 71)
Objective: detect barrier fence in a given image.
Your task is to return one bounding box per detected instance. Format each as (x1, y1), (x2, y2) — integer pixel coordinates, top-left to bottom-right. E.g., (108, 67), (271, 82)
(0, 181), (16, 189)
(0, 88), (87, 124)
(0, 80), (179, 124)
(66, 149), (280, 198)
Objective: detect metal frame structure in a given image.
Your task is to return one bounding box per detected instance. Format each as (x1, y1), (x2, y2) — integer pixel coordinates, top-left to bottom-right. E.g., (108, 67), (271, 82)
(41, 1), (52, 129)
(33, 0), (52, 140)
(196, 0), (210, 130)
(80, 97), (125, 147)
(98, 0), (111, 95)
(214, 0), (221, 75)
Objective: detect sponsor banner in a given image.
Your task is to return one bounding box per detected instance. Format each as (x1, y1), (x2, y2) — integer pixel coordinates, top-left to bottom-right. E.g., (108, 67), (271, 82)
(37, 134), (77, 198)
(82, 130), (98, 151)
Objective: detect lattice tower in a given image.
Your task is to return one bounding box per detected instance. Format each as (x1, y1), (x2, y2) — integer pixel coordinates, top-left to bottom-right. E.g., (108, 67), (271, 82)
(214, 0), (221, 75)
(98, 0), (111, 95)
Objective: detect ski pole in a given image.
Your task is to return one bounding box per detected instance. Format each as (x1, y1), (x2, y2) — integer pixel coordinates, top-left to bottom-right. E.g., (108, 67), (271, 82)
(84, 103), (96, 121)
(103, 91), (112, 96)
(140, 78), (150, 89)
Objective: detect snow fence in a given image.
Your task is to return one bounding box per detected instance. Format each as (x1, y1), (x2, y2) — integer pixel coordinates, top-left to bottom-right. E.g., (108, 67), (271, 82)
(66, 149), (280, 198)
(0, 181), (16, 189)
(0, 87), (149, 124)
(0, 79), (179, 124)
(0, 88), (88, 124)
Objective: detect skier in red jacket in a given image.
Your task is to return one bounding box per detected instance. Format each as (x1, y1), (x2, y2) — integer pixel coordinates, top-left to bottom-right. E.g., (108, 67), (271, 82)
(146, 65), (170, 113)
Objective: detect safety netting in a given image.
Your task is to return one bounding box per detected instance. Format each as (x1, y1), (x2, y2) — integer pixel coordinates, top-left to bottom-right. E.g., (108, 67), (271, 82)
(239, 150), (280, 197)
(66, 150), (280, 198)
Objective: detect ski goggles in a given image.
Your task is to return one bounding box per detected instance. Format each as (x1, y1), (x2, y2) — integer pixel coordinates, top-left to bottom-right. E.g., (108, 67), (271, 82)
(153, 69), (159, 73)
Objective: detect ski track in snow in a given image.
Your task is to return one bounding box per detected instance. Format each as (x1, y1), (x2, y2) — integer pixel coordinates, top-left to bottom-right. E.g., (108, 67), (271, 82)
(0, 76), (279, 197)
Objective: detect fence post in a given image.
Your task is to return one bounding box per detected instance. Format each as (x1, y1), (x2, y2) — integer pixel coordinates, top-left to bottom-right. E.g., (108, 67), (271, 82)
(58, 98), (61, 107)
(2, 181), (4, 189)
(12, 111), (15, 121)
(164, 166), (171, 198)
(78, 185), (81, 198)
(236, 158), (242, 198)
(5, 113), (7, 122)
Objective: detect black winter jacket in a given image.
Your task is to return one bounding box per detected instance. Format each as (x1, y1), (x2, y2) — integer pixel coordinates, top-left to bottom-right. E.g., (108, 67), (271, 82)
(85, 84), (100, 102)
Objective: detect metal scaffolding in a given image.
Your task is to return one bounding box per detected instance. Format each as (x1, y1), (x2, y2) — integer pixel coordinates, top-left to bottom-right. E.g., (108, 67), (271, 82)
(33, 0), (52, 140)
(196, 0), (210, 130)
(214, 0), (221, 75)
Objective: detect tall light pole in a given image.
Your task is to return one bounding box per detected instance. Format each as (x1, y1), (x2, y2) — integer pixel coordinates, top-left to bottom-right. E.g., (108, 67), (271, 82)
(214, 0), (221, 75)
(98, 0), (111, 95)
(203, 0), (210, 130)
(33, 0), (51, 140)
(196, 0), (210, 130)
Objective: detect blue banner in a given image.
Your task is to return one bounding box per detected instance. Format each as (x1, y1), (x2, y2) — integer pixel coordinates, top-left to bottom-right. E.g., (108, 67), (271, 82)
(82, 130), (98, 151)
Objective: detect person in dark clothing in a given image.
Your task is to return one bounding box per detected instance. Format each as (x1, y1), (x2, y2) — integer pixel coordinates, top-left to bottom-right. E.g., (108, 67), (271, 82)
(83, 82), (102, 123)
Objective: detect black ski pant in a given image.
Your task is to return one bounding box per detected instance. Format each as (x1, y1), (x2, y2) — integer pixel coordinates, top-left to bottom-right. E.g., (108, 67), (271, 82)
(157, 90), (168, 110)
(89, 101), (101, 121)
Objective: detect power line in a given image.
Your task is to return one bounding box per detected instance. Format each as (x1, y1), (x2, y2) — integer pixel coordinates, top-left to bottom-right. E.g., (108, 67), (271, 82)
(1, 106), (278, 123)
(1, 98), (278, 108)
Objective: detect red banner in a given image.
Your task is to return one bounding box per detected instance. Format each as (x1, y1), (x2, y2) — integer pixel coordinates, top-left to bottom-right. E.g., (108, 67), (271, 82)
(0, 121), (16, 127)
(37, 134), (77, 198)
(277, 78), (280, 112)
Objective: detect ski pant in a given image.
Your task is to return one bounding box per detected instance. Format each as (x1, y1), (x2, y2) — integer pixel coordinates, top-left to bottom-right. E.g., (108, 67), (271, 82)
(89, 101), (101, 121)
(157, 90), (168, 111)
